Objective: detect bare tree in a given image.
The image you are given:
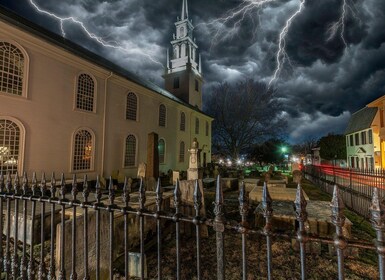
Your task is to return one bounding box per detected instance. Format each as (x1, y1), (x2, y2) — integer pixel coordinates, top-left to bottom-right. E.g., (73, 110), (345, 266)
(205, 80), (286, 159)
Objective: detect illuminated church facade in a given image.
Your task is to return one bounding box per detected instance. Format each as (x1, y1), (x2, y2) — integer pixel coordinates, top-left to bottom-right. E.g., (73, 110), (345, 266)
(0, 0), (212, 179)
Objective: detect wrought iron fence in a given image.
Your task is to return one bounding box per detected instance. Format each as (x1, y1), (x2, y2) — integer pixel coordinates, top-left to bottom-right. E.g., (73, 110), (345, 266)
(0, 172), (384, 279)
(303, 164), (385, 218)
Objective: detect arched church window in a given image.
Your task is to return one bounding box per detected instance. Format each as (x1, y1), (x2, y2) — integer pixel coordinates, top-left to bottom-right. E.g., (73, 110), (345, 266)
(0, 118), (23, 174)
(72, 129), (94, 171)
(159, 104), (167, 127)
(124, 134), (137, 167)
(126, 92), (138, 121)
(0, 42), (25, 96)
(76, 73), (95, 112)
(180, 112), (186, 131)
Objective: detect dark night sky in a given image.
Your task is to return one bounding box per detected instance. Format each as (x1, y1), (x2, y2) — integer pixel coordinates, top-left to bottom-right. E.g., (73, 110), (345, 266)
(1, 0), (384, 143)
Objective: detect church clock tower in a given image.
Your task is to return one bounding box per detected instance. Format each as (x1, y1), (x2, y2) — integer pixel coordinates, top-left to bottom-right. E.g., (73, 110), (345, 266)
(163, 0), (203, 110)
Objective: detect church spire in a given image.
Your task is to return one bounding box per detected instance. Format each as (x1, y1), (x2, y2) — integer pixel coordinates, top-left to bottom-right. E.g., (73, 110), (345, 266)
(181, 0), (189, 20)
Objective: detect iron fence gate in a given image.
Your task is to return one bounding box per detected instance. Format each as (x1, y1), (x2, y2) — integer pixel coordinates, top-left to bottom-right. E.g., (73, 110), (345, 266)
(0, 172), (385, 279)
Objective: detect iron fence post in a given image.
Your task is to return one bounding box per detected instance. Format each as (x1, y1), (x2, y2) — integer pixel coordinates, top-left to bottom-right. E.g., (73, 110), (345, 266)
(58, 174), (66, 280)
(295, 184), (308, 280)
(155, 178), (162, 280)
(70, 175), (78, 280)
(213, 176), (225, 280)
(28, 173), (37, 280)
(370, 187), (385, 280)
(239, 182), (249, 280)
(174, 179), (182, 280)
(20, 173), (28, 279)
(123, 177), (131, 280)
(82, 175), (90, 280)
(138, 178), (146, 280)
(331, 185), (347, 280)
(48, 173), (57, 280)
(39, 173), (47, 280)
(12, 174), (20, 278)
(262, 182), (273, 280)
(193, 179), (202, 280)
(108, 177), (116, 280)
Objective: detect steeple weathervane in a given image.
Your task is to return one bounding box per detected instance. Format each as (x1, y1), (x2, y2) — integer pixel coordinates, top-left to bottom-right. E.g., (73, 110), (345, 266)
(181, 0), (189, 20)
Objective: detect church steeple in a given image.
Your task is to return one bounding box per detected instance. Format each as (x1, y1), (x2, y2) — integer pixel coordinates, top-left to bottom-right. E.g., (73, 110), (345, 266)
(163, 0), (203, 110)
(181, 0), (189, 20)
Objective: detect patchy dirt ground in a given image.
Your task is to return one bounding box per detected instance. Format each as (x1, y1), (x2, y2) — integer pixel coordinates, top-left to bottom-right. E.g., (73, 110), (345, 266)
(123, 179), (380, 280)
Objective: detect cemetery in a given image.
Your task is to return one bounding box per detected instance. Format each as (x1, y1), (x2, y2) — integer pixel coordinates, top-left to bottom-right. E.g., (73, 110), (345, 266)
(0, 138), (383, 279)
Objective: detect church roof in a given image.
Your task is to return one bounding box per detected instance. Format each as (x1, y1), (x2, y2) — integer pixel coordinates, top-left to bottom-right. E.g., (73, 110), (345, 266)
(344, 107), (378, 135)
(0, 5), (212, 119)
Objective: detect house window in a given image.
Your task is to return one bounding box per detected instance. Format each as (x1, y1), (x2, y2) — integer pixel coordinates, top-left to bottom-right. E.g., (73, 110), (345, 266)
(180, 112), (186, 131)
(173, 77), (179, 89)
(159, 139), (165, 164)
(126, 92), (138, 121)
(195, 79), (199, 91)
(159, 104), (166, 127)
(76, 73), (95, 111)
(369, 129), (373, 144)
(124, 134), (136, 167)
(0, 119), (21, 174)
(361, 131), (367, 145)
(355, 133), (359, 146)
(195, 118), (199, 134)
(179, 141), (185, 162)
(0, 42), (24, 96)
(73, 129), (93, 171)
(349, 135), (354, 146)
(206, 121), (209, 136)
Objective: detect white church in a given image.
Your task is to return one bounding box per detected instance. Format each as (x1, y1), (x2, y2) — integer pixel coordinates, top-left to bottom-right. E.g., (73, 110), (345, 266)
(0, 0), (212, 179)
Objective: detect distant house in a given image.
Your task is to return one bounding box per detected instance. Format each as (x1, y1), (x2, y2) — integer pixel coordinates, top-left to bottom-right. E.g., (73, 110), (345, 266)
(345, 107), (380, 169)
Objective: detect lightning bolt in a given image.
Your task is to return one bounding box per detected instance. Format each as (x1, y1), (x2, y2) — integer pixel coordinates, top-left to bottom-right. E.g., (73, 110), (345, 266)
(326, 0), (360, 48)
(28, 0), (164, 68)
(269, 0), (306, 88)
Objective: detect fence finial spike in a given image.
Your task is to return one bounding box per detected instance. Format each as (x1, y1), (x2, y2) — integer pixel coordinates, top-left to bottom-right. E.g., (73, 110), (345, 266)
(50, 172), (56, 198)
(215, 175), (223, 205)
(295, 183), (307, 207)
(174, 178), (181, 209)
(155, 178), (162, 210)
(139, 177), (146, 209)
(123, 176), (131, 205)
(5, 172), (12, 192)
(0, 172), (4, 192)
(108, 176), (115, 205)
(82, 174), (89, 200)
(60, 173), (66, 198)
(95, 175), (101, 203)
(31, 172), (37, 195)
(22, 172), (28, 194)
(331, 184), (344, 210)
(14, 173), (20, 194)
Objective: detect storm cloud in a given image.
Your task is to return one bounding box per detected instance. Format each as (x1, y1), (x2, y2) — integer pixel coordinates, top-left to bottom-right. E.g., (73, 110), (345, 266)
(1, 0), (384, 143)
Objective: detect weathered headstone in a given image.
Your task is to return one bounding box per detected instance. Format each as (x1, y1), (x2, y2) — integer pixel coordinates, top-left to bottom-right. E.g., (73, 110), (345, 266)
(137, 162), (147, 178)
(187, 138), (202, 180)
(55, 192), (173, 279)
(178, 179), (208, 237)
(146, 132), (159, 179)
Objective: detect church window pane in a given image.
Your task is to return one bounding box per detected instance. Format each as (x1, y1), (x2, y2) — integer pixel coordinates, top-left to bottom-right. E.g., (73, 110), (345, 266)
(76, 73), (95, 111)
(159, 104), (167, 127)
(0, 42), (24, 96)
(126, 92), (138, 121)
(73, 129), (93, 171)
(124, 134), (136, 167)
(0, 119), (21, 174)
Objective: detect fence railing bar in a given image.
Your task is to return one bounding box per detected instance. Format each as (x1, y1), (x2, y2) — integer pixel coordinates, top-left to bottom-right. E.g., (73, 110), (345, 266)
(194, 179), (202, 280)
(108, 177), (115, 280)
(94, 176), (102, 280)
(214, 175), (225, 280)
(331, 185), (347, 280)
(28, 173), (37, 280)
(48, 173), (56, 280)
(138, 177), (146, 280)
(21, 173), (28, 279)
(295, 184), (308, 280)
(12, 174), (20, 278)
(82, 175), (90, 280)
(70, 174), (78, 280)
(123, 177), (131, 280)
(174, 178), (182, 280)
(262, 182), (273, 280)
(4, 173), (12, 280)
(370, 187), (385, 280)
(239, 181), (249, 280)
(58, 174), (66, 280)
(155, 178), (163, 280)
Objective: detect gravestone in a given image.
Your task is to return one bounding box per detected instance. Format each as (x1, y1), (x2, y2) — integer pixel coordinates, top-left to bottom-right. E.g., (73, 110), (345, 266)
(55, 191), (173, 279)
(137, 162), (147, 178)
(187, 138), (202, 180)
(146, 132), (159, 179)
(178, 179), (208, 237)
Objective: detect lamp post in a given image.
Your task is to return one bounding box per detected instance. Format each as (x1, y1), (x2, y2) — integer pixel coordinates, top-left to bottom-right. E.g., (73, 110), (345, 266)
(281, 146), (288, 172)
